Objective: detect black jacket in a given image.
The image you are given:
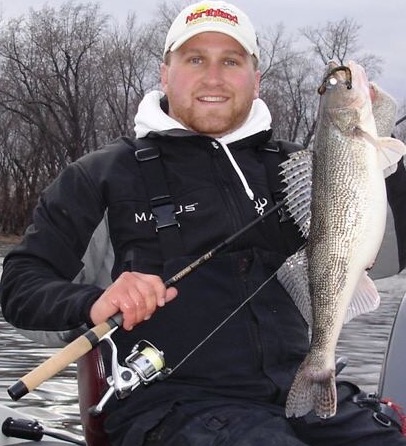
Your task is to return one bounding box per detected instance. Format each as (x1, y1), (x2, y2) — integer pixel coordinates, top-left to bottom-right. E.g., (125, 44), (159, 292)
(1, 130), (405, 437)
(1, 130), (304, 335)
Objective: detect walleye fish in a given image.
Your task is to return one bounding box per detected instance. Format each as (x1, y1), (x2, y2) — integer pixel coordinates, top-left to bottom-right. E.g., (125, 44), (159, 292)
(284, 60), (406, 419)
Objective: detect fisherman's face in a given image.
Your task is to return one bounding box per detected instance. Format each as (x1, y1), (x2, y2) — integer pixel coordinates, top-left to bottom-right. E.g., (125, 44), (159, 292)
(161, 32), (260, 138)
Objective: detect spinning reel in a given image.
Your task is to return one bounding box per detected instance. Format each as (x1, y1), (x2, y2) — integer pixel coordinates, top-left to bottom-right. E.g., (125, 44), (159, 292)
(90, 327), (169, 415)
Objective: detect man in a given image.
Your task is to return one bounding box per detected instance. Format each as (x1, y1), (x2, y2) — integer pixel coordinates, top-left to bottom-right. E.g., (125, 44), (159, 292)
(1, 1), (406, 445)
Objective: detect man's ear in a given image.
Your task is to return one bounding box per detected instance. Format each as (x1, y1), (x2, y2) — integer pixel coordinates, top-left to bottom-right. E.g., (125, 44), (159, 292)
(254, 70), (260, 99)
(160, 63), (168, 94)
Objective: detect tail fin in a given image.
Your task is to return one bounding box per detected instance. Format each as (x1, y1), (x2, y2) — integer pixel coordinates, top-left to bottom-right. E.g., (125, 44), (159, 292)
(285, 361), (337, 419)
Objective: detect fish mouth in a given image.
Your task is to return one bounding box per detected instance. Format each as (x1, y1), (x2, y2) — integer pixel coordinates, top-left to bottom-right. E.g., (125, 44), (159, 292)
(317, 63), (353, 95)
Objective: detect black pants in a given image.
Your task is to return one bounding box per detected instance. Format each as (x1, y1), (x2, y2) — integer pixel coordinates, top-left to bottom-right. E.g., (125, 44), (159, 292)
(119, 383), (406, 446)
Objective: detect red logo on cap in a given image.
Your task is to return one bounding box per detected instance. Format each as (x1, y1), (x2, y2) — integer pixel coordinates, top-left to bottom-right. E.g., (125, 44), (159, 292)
(186, 8), (239, 26)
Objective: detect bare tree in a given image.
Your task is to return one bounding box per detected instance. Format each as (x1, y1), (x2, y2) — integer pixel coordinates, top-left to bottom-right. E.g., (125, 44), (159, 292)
(0, 2), (108, 231)
(99, 13), (161, 140)
(394, 101), (406, 143)
(149, 1), (185, 59)
(265, 16), (385, 147)
(0, 3), (108, 163)
(258, 24), (319, 145)
(301, 17), (383, 80)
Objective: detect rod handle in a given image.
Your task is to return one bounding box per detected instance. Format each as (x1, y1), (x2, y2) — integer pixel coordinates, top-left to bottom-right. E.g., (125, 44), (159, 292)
(8, 314), (122, 400)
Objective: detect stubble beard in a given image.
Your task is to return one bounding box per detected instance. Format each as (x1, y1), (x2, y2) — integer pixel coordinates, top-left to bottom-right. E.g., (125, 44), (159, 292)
(172, 100), (252, 137)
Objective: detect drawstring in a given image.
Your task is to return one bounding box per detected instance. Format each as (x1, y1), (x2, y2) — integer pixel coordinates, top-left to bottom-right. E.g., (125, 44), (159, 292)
(216, 140), (255, 201)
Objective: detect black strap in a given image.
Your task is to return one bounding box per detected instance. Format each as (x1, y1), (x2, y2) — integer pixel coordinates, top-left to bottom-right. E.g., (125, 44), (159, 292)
(133, 136), (303, 261)
(258, 139), (307, 253)
(134, 142), (184, 259)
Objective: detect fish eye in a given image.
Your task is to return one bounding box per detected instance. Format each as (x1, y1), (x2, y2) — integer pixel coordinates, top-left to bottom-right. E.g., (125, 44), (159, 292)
(328, 77), (338, 86)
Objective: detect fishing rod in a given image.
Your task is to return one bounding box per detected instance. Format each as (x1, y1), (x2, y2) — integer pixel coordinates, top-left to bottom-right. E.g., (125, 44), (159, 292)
(8, 198), (288, 402)
(396, 114), (406, 127)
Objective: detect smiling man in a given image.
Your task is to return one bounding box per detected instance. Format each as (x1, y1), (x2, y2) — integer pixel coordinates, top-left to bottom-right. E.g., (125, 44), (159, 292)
(2, 2), (406, 446)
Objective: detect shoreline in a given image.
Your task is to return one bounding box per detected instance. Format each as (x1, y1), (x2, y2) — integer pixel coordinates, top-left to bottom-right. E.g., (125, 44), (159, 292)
(0, 235), (22, 257)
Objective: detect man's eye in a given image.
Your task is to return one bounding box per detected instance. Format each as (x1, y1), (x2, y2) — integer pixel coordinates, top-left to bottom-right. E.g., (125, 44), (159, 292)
(224, 59), (238, 66)
(190, 57), (202, 64)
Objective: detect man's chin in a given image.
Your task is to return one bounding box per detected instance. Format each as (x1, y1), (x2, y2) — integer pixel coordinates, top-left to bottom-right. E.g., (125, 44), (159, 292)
(188, 117), (236, 137)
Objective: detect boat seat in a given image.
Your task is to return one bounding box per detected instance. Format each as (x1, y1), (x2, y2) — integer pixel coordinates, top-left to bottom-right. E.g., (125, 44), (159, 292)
(378, 291), (406, 410)
(76, 346), (111, 446)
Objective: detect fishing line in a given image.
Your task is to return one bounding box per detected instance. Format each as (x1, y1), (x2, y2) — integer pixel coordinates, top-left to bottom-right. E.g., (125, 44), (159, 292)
(164, 198), (288, 287)
(166, 242), (307, 377)
(167, 267), (278, 375)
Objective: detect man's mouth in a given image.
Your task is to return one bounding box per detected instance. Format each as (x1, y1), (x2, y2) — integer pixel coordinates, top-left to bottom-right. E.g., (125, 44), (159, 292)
(198, 96), (228, 103)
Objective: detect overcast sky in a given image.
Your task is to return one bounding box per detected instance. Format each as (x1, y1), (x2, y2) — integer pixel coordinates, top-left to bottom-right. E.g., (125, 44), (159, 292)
(1, 0), (405, 113)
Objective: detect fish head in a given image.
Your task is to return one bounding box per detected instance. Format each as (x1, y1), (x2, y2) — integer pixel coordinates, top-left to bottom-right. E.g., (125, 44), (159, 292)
(317, 60), (376, 135)
(318, 60), (370, 108)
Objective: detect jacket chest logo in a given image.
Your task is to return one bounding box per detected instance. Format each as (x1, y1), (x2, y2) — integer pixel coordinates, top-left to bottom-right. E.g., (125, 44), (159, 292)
(254, 197), (268, 216)
(135, 202), (199, 224)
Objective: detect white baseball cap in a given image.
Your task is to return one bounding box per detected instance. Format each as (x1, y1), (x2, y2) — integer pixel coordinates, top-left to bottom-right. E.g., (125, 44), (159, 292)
(163, 1), (259, 60)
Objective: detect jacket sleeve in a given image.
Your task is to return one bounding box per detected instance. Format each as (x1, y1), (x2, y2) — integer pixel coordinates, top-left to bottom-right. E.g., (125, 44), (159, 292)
(371, 159), (406, 279)
(0, 160), (108, 346)
(386, 159), (406, 272)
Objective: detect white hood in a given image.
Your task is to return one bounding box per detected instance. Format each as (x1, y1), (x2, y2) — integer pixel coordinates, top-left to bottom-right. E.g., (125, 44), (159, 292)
(134, 90), (272, 201)
(134, 90), (272, 141)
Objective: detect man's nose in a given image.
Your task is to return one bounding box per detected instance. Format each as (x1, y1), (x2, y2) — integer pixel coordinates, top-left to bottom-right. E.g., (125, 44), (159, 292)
(203, 62), (225, 85)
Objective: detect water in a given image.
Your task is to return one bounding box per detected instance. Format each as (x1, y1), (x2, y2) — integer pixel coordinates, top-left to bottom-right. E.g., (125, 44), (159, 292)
(336, 271), (406, 392)
(0, 252), (405, 441)
(0, 252), (84, 441)
(0, 323), (82, 435)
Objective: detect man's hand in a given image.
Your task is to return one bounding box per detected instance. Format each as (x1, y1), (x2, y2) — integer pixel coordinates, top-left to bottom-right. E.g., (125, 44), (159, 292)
(90, 272), (177, 330)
